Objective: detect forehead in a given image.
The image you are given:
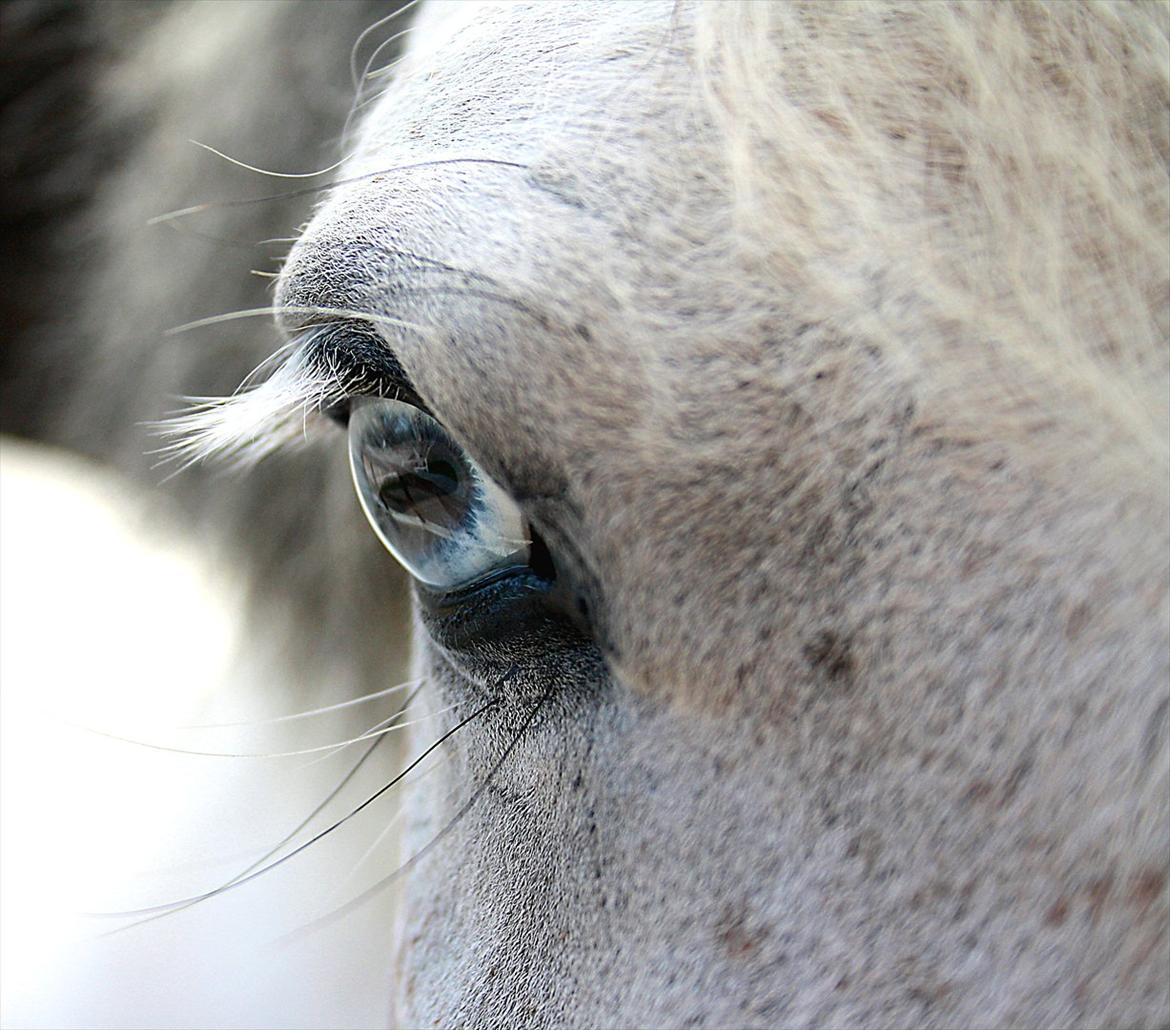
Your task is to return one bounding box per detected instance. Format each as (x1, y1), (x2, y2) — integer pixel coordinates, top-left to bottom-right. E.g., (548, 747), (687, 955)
(279, 0), (744, 447)
(351, 0), (677, 166)
(327, 0), (714, 274)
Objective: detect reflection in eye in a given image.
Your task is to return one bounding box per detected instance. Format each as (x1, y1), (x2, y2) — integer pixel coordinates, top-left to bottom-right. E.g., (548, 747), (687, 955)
(348, 397), (531, 589)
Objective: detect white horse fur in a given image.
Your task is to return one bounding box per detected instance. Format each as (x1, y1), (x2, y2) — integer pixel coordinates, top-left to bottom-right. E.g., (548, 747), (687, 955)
(5, 1), (1168, 1027)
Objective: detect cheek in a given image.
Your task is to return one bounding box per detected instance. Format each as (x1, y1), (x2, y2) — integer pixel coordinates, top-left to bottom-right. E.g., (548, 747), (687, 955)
(583, 453), (791, 717)
(392, 684), (796, 1025)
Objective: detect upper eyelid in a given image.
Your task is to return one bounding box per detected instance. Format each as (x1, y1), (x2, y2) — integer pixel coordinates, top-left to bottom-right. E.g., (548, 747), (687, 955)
(303, 321), (434, 417)
(302, 327), (530, 507)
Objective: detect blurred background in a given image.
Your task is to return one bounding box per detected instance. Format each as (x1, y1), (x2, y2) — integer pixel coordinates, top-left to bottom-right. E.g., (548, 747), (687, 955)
(1, 439), (408, 1028)
(1, 3), (415, 1026)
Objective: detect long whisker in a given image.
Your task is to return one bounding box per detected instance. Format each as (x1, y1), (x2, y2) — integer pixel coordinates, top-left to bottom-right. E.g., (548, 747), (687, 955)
(294, 704), (418, 772)
(73, 703), (460, 760)
(362, 26), (417, 83)
(163, 281), (539, 339)
(163, 305), (429, 338)
(96, 685), (423, 936)
(188, 139), (344, 180)
(283, 685), (554, 941)
(89, 694), (498, 923)
(349, 2), (421, 93)
(147, 157), (528, 227)
(176, 677), (422, 729)
(366, 45), (416, 82)
(150, 219), (281, 250)
(328, 753), (448, 902)
(343, 23), (418, 144)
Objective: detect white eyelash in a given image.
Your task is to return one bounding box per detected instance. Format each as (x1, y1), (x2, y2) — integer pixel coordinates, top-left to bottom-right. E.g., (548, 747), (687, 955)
(154, 343), (348, 471)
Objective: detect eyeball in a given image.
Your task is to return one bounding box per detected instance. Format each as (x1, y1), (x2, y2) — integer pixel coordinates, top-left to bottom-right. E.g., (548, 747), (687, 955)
(348, 397), (531, 589)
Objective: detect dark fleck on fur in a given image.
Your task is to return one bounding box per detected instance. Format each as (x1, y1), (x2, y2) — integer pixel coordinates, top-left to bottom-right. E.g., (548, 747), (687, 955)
(803, 629), (856, 686)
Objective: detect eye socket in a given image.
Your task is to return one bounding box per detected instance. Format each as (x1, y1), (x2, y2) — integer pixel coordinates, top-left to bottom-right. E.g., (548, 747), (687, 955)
(348, 397), (531, 589)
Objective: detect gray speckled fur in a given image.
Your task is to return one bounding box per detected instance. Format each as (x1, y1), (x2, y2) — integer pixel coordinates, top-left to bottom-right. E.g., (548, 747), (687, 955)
(279, 3), (1169, 1026)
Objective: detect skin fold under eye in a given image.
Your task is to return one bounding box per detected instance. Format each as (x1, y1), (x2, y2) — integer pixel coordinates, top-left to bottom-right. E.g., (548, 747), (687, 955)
(348, 397), (531, 590)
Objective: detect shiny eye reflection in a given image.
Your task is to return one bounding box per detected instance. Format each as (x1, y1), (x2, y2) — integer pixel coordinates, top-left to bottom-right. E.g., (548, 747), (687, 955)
(348, 397), (531, 589)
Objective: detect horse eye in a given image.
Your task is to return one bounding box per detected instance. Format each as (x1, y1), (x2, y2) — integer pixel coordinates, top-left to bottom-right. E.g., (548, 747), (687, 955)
(348, 397), (531, 589)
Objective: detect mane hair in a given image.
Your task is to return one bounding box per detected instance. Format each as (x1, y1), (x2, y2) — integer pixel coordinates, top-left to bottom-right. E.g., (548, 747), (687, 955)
(693, 0), (1169, 489)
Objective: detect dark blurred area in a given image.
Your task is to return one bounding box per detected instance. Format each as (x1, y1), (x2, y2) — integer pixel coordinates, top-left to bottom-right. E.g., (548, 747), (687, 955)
(0, 0), (411, 697)
(1, 5), (416, 1025)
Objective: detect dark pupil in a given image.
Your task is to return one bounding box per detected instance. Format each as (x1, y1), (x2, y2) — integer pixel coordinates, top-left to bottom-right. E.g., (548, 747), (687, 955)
(378, 457), (464, 528)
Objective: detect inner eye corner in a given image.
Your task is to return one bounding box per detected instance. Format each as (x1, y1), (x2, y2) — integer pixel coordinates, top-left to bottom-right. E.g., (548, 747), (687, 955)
(526, 527), (557, 584)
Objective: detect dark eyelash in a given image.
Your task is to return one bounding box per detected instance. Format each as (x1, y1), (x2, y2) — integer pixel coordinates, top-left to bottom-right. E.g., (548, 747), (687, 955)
(306, 321), (434, 419)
